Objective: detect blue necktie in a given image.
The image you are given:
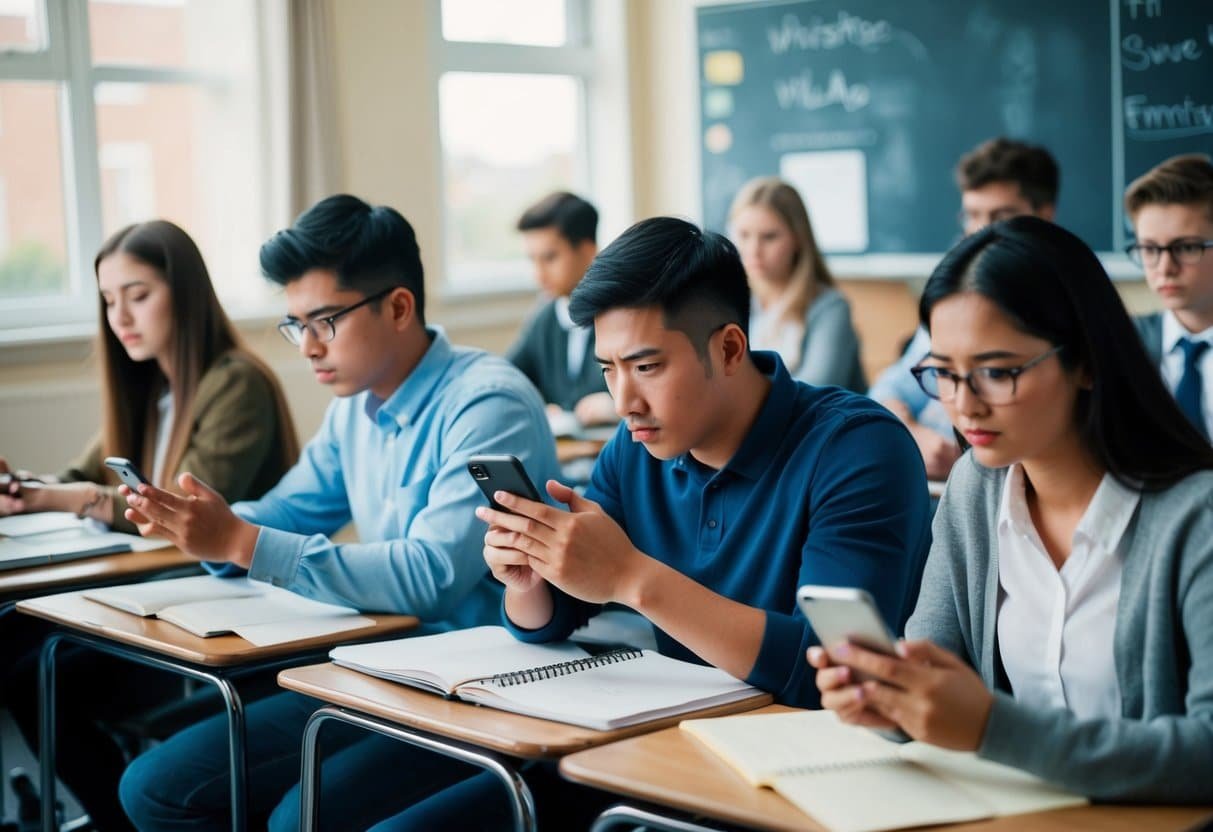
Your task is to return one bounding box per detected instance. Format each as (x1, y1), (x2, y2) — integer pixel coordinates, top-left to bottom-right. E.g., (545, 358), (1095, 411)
(1175, 338), (1209, 438)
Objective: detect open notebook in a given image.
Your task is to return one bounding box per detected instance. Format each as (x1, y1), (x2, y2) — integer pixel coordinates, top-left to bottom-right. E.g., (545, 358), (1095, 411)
(330, 625), (761, 731)
(681, 710), (1086, 832)
(83, 574), (373, 646)
(0, 511), (169, 571)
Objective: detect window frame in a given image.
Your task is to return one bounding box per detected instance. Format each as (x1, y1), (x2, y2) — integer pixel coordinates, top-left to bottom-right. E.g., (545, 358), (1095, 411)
(0, 0), (283, 342)
(429, 0), (633, 299)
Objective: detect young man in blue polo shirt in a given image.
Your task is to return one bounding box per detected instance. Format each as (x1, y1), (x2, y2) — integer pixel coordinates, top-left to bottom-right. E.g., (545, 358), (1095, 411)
(115, 195), (560, 831)
(369, 217), (932, 831)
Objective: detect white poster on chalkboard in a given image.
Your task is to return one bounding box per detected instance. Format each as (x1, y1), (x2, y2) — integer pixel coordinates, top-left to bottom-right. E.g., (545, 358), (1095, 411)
(779, 150), (869, 253)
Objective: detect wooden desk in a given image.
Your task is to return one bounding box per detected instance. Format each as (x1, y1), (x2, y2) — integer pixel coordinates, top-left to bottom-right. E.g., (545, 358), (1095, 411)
(557, 438), (607, 464)
(17, 591), (418, 832)
(559, 705), (1213, 832)
(277, 662), (772, 832)
(0, 547), (196, 608)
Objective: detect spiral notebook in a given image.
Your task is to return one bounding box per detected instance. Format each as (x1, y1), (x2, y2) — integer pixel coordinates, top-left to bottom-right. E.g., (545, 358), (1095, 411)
(681, 710), (1086, 832)
(329, 625), (761, 730)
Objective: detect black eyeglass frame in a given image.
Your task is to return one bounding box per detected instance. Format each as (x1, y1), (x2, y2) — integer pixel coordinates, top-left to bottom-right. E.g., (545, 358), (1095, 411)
(910, 344), (1065, 404)
(276, 287), (394, 345)
(1124, 239), (1213, 268)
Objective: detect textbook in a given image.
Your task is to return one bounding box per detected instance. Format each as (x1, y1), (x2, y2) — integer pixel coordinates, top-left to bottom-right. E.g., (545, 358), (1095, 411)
(0, 512), (169, 572)
(329, 625), (762, 731)
(681, 710), (1087, 832)
(84, 575), (372, 645)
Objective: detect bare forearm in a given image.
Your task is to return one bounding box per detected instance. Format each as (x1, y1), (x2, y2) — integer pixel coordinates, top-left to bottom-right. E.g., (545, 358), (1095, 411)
(503, 582), (556, 630)
(28, 483), (114, 524)
(621, 557), (766, 681)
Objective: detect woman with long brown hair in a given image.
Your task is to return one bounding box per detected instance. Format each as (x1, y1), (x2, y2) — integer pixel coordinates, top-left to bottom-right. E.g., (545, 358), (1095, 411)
(730, 177), (867, 392)
(0, 220), (300, 831)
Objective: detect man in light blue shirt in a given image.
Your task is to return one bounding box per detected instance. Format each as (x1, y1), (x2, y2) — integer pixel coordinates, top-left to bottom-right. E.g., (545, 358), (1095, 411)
(118, 195), (560, 831)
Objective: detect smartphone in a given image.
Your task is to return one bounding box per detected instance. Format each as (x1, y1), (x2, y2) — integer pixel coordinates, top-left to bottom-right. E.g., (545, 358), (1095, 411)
(467, 454), (542, 513)
(103, 456), (150, 490)
(797, 585), (897, 657)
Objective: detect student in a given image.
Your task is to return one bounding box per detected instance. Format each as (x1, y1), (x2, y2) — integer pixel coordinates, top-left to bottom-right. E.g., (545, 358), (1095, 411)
(1125, 154), (1213, 439)
(0, 220), (299, 832)
(730, 176), (866, 392)
(116, 195), (561, 831)
(508, 191), (615, 426)
(370, 217), (933, 830)
(869, 137), (1059, 479)
(810, 217), (1213, 803)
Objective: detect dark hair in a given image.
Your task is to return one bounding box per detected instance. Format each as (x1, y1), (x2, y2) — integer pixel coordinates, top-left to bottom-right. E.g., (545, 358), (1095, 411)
(1125, 153), (1213, 222)
(260, 194), (425, 322)
(568, 217), (750, 358)
(920, 215), (1213, 490)
(517, 192), (599, 246)
(95, 221), (299, 488)
(955, 137), (1060, 209)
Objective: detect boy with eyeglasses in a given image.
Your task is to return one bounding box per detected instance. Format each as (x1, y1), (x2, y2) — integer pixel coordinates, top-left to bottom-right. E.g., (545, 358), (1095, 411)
(117, 194), (561, 831)
(1126, 154), (1213, 439)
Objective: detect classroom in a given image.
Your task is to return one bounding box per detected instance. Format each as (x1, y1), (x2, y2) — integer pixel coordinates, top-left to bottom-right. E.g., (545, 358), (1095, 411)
(1, 0), (1212, 830)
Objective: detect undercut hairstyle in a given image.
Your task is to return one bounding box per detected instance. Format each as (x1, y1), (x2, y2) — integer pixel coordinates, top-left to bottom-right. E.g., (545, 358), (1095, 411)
(1124, 154), (1213, 222)
(920, 216), (1213, 490)
(260, 194), (425, 322)
(955, 137), (1060, 209)
(517, 192), (599, 246)
(568, 217), (750, 362)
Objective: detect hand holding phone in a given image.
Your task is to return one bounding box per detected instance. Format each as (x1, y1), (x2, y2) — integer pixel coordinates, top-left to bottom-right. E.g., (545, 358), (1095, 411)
(797, 585), (898, 659)
(104, 456), (150, 491)
(467, 454), (542, 513)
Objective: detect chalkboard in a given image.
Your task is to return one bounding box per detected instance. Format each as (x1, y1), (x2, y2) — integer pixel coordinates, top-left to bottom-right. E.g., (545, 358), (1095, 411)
(697, 0), (1212, 260)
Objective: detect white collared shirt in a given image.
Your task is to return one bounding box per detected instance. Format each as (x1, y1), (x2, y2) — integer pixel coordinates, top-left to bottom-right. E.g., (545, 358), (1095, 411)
(1159, 311), (1213, 437)
(554, 296), (590, 381)
(151, 391), (174, 486)
(996, 464), (1139, 721)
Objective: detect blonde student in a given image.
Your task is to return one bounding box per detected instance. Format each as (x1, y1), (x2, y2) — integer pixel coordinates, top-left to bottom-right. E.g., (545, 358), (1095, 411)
(0, 220), (299, 832)
(730, 177), (866, 392)
(811, 217), (1213, 803)
(1125, 153), (1213, 439)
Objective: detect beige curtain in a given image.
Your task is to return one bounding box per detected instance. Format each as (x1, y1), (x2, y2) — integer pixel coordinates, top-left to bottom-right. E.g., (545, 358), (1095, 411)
(287, 0), (341, 214)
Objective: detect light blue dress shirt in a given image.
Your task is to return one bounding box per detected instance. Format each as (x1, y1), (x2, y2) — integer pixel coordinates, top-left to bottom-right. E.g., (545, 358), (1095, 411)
(209, 327), (561, 632)
(866, 326), (954, 439)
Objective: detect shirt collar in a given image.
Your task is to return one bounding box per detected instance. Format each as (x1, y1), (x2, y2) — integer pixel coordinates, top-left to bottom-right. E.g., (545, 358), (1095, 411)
(998, 462), (1141, 552)
(708, 350), (798, 482)
(363, 326), (452, 430)
(997, 463), (1032, 537)
(553, 297), (575, 332)
(1162, 310), (1213, 354)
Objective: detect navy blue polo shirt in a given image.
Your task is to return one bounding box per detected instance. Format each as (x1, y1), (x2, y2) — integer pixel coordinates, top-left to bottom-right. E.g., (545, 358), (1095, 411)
(506, 351), (931, 708)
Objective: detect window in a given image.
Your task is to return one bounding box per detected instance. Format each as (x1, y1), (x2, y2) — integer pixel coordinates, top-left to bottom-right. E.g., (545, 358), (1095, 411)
(0, 0), (285, 337)
(434, 0), (630, 293)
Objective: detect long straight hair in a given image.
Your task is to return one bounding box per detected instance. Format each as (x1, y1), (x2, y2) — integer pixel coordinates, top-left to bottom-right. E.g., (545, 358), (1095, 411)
(920, 216), (1213, 490)
(95, 221), (299, 488)
(729, 177), (834, 326)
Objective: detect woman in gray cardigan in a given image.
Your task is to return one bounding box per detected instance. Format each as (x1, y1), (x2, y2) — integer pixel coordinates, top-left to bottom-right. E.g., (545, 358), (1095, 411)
(810, 217), (1213, 803)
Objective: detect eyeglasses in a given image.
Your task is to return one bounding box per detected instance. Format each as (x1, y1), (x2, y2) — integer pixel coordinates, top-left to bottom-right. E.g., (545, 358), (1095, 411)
(1125, 239), (1213, 268)
(276, 288), (392, 345)
(910, 345), (1064, 405)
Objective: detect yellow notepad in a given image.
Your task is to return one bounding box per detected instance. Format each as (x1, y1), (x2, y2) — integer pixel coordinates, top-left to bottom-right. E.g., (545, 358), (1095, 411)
(681, 710), (1086, 832)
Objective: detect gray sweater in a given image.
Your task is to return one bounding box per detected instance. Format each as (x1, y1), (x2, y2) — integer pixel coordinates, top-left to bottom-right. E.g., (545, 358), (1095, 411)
(906, 453), (1213, 803)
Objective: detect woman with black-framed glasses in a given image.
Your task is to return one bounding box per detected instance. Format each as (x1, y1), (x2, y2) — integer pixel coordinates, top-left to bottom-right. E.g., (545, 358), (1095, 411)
(810, 216), (1213, 804)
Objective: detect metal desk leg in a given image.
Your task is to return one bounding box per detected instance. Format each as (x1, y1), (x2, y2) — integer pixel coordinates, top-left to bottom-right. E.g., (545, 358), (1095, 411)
(591, 803), (727, 832)
(299, 705), (538, 832)
(37, 632), (249, 832)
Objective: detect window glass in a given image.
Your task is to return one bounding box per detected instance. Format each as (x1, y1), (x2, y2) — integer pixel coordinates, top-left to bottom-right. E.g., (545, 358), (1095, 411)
(441, 0), (566, 47)
(0, 0), (46, 53)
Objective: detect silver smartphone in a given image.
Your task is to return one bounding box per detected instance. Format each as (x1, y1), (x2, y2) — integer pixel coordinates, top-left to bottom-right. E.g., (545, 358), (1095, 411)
(797, 585), (897, 656)
(103, 456), (150, 490)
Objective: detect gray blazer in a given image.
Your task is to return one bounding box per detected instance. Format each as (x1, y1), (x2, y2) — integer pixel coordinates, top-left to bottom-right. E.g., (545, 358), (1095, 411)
(1133, 311), (1164, 367)
(794, 288), (867, 393)
(906, 453), (1213, 803)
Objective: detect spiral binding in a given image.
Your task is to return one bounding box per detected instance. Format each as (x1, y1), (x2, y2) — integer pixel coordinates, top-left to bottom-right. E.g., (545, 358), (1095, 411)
(490, 647), (643, 687)
(777, 755), (901, 777)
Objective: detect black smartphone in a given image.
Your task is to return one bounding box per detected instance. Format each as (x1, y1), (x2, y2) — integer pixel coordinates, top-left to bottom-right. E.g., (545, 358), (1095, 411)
(467, 454), (542, 513)
(103, 456), (150, 490)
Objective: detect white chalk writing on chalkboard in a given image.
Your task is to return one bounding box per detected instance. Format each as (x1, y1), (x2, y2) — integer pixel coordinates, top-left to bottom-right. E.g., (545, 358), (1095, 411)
(774, 70), (869, 113)
(766, 11), (892, 55)
(1121, 34), (1202, 71)
(1124, 94), (1213, 140)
